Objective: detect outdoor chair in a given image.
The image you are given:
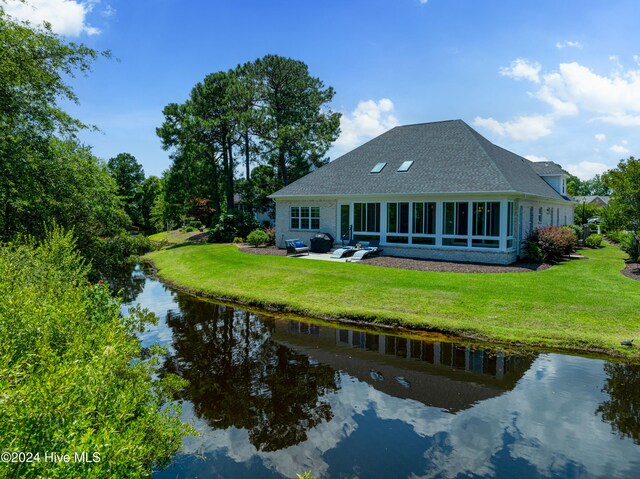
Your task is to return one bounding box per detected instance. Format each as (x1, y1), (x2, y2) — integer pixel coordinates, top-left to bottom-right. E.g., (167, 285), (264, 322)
(348, 240), (383, 261)
(285, 239), (310, 256)
(330, 239), (359, 258)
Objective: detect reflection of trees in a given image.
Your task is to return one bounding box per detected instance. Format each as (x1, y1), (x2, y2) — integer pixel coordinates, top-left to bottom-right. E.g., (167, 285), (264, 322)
(597, 362), (640, 445)
(162, 293), (339, 452)
(109, 268), (146, 303)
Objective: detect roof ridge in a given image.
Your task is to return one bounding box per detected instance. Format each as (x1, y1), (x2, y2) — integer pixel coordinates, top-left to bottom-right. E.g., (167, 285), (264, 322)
(458, 122), (516, 190)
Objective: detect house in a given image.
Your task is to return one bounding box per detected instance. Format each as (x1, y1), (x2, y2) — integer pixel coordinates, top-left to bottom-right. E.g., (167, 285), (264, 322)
(572, 195), (610, 208)
(270, 120), (574, 265)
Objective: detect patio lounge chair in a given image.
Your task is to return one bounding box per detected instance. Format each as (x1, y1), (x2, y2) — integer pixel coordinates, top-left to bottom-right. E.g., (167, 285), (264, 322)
(348, 240), (383, 261)
(285, 239), (309, 256)
(330, 239), (358, 258)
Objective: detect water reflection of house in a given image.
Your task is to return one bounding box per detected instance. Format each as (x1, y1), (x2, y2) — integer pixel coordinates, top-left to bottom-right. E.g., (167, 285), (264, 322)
(274, 320), (535, 413)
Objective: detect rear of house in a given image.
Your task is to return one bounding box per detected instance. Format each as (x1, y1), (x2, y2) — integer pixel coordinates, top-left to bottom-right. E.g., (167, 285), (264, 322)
(270, 120), (574, 264)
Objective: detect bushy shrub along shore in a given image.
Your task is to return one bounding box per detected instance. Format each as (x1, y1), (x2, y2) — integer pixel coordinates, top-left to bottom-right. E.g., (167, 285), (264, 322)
(0, 228), (193, 478)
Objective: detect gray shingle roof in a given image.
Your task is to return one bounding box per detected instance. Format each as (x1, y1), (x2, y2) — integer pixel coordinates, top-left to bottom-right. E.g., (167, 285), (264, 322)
(270, 120), (567, 200)
(528, 161), (570, 176)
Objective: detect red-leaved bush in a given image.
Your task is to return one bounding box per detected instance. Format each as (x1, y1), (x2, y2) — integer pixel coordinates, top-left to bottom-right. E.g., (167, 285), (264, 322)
(527, 226), (577, 263)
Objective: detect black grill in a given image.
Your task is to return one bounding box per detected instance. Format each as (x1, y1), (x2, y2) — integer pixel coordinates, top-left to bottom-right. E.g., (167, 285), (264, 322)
(309, 233), (335, 253)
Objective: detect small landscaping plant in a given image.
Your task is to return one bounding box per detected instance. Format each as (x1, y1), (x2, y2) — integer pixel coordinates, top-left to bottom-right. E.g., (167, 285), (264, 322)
(246, 229), (269, 247)
(585, 233), (603, 248)
(264, 226), (276, 245)
(232, 237), (244, 244)
(526, 225), (577, 263)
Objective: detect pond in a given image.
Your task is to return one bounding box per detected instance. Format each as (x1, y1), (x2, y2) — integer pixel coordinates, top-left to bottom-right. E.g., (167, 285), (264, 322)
(121, 266), (640, 479)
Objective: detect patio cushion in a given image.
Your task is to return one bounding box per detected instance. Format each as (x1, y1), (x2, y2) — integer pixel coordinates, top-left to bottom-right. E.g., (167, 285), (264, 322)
(294, 240), (305, 248)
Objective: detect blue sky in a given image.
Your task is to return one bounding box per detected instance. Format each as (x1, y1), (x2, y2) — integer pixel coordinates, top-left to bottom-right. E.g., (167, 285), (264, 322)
(6, 0), (640, 179)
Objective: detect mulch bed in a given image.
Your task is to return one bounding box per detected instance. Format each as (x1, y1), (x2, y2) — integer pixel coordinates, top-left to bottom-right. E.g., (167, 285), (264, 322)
(622, 261), (640, 281)
(237, 244), (548, 273)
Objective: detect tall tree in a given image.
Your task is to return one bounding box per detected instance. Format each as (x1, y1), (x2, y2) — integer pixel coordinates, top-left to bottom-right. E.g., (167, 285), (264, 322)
(604, 156), (640, 230)
(0, 5), (108, 240)
(107, 152), (145, 225)
(253, 55), (341, 186)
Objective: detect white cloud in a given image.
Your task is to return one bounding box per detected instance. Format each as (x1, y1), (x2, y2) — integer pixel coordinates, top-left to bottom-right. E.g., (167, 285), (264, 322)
(566, 161), (610, 180)
(478, 58), (640, 142)
(473, 115), (554, 141)
(543, 62), (640, 122)
(524, 155), (549, 162)
(4, 0), (101, 36)
(594, 133), (606, 142)
(610, 144), (630, 154)
(556, 40), (583, 49)
(334, 98), (399, 150)
(101, 4), (116, 17)
(499, 58), (541, 83)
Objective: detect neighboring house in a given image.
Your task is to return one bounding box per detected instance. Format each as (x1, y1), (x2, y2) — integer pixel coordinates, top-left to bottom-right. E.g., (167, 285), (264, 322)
(572, 195), (610, 208)
(233, 193), (273, 226)
(270, 120), (574, 264)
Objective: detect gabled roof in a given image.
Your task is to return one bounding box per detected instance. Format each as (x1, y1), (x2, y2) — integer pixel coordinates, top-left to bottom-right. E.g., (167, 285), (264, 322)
(573, 195), (610, 205)
(271, 120), (567, 200)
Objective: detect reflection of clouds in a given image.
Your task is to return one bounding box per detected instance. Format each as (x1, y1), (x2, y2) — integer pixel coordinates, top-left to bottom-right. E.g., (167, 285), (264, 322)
(414, 354), (640, 479)
(177, 355), (640, 479)
(124, 279), (178, 350)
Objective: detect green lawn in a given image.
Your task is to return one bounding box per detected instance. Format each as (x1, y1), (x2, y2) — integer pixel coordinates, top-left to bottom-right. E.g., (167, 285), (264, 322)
(148, 229), (208, 244)
(145, 243), (640, 358)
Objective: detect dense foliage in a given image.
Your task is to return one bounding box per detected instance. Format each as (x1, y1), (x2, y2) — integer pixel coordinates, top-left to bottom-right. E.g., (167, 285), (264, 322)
(208, 211), (259, 243)
(107, 153), (146, 227)
(604, 156), (640, 231)
(0, 228), (193, 478)
(585, 234), (603, 248)
(156, 55), (341, 227)
(526, 226), (577, 263)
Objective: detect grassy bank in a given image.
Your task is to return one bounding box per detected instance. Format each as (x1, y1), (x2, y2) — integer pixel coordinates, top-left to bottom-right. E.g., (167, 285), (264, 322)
(145, 243), (640, 357)
(148, 229), (208, 244)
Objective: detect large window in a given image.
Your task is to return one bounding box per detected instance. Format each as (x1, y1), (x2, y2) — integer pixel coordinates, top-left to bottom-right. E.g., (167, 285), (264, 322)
(290, 206), (319, 230)
(506, 202), (515, 248)
(442, 202), (468, 246)
(412, 202), (436, 245)
(471, 201), (500, 248)
(387, 202), (409, 243)
(354, 202), (380, 239)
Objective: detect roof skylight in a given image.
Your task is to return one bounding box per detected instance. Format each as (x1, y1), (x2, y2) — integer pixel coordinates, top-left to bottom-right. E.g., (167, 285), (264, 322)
(397, 160), (414, 172)
(370, 162), (386, 173)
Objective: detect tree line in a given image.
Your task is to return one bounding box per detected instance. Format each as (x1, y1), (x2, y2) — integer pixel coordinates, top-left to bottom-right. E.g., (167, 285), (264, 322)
(153, 55), (341, 231)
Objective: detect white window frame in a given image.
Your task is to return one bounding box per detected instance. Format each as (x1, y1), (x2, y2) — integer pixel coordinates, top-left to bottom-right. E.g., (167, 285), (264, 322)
(290, 206), (320, 230)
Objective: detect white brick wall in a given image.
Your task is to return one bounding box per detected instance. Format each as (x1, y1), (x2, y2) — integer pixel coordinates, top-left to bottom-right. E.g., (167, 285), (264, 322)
(275, 199), (337, 248)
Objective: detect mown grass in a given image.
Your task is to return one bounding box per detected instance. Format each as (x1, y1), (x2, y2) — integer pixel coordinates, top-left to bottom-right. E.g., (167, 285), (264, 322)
(145, 243), (640, 357)
(148, 229), (208, 244)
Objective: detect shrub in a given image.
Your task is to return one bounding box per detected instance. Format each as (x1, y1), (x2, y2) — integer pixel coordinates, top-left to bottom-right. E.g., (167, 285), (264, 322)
(264, 226), (276, 246)
(606, 230), (625, 244)
(585, 234), (603, 248)
(527, 226), (577, 263)
(208, 211), (259, 243)
(184, 226), (196, 232)
(0, 227), (193, 478)
(246, 229), (269, 247)
(525, 239), (543, 262)
(88, 232), (155, 280)
(232, 236), (244, 244)
(567, 224), (582, 242)
(620, 233), (640, 262)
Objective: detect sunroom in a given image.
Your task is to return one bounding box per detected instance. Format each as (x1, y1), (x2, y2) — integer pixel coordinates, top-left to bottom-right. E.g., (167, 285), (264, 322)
(339, 198), (515, 252)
